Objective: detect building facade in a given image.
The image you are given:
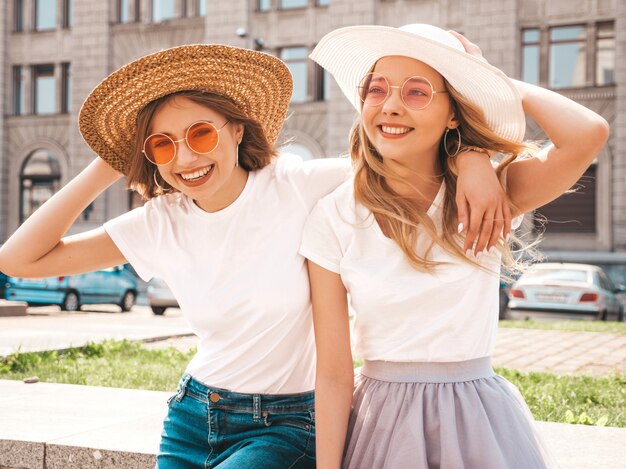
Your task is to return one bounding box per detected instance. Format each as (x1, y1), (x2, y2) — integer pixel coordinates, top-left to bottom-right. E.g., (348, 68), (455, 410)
(1, 0), (623, 254)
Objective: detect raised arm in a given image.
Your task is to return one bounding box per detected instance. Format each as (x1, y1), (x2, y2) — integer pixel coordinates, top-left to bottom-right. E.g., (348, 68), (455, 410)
(307, 260), (354, 469)
(0, 158), (127, 278)
(505, 80), (609, 214)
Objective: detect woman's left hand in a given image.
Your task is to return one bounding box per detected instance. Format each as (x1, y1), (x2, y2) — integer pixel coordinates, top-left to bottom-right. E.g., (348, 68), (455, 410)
(455, 151), (511, 256)
(448, 30), (488, 63)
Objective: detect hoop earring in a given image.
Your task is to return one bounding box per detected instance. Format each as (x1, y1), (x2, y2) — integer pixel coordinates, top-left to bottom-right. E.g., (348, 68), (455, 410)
(444, 127), (462, 158)
(153, 168), (164, 192)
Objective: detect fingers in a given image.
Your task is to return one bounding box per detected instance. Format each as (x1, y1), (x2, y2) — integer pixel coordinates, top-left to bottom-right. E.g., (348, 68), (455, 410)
(474, 209), (495, 255)
(502, 202), (512, 243)
(456, 194), (469, 236)
(487, 207), (504, 252)
(463, 206), (483, 254)
(447, 30), (487, 63)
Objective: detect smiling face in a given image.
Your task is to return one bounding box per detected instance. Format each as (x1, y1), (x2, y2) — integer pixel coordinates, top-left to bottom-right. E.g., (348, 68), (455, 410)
(149, 95), (247, 212)
(361, 56), (458, 171)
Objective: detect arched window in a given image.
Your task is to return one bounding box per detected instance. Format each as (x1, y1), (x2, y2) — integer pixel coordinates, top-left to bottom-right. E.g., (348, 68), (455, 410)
(20, 149), (61, 222)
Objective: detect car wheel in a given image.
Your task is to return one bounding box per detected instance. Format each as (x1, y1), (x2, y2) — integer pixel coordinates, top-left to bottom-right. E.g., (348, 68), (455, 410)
(599, 309), (608, 321)
(151, 306), (166, 316)
(120, 291), (136, 312)
(61, 291), (80, 311)
(618, 306), (624, 323)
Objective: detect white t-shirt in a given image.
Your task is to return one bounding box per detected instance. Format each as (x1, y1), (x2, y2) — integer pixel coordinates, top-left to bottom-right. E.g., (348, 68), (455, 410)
(105, 154), (352, 394)
(300, 179), (507, 363)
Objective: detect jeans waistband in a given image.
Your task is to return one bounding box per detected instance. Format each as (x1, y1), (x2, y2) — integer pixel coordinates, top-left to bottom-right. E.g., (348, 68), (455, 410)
(361, 357), (495, 383)
(175, 374), (315, 415)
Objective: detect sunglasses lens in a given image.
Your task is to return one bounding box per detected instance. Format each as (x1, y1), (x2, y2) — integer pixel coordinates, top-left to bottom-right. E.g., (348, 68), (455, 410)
(187, 121), (219, 154)
(402, 77), (434, 110)
(358, 73), (388, 106)
(144, 134), (175, 165)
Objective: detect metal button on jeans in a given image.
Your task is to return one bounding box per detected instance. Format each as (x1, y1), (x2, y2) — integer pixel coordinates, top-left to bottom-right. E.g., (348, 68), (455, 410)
(209, 392), (221, 403)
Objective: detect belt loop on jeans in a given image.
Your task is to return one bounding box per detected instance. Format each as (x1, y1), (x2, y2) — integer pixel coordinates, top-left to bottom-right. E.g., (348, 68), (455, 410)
(176, 374), (192, 402)
(253, 394), (261, 421)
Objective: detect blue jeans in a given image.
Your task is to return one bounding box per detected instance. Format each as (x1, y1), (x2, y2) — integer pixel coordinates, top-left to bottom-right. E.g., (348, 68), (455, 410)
(157, 374), (315, 468)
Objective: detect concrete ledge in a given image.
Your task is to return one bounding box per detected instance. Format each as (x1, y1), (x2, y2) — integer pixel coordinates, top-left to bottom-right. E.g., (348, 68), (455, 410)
(1, 379), (625, 469)
(0, 301), (27, 317)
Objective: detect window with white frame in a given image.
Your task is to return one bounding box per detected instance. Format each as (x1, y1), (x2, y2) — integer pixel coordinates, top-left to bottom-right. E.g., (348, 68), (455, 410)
(521, 22), (614, 89)
(281, 47), (309, 103)
(596, 22), (614, 86)
(153, 0), (176, 22)
(33, 65), (56, 114)
(35, 0), (57, 30)
(198, 0), (206, 16)
(20, 150), (62, 223)
(279, 0), (307, 9)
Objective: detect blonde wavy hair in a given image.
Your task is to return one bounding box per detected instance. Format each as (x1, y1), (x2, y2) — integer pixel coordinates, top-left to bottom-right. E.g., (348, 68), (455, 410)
(351, 80), (540, 277)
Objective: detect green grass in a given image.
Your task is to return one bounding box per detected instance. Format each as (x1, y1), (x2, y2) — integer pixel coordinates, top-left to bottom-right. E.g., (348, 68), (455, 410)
(500, 319), (626, 334)
(0, 340), (193, 392)
(496, 367), (625, 428)
(1, 341), (624, 427)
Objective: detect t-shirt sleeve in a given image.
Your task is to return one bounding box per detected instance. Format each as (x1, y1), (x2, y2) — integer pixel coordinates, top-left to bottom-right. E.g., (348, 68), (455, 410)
(103, 205), (159, 282)
(277, 153), (353, 211)
(299, 196), (344, 274)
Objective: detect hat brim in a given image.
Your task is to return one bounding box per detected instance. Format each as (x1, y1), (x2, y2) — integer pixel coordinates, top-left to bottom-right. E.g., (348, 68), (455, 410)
(79, 44), (293, 175)
(310, 25), (525, 142)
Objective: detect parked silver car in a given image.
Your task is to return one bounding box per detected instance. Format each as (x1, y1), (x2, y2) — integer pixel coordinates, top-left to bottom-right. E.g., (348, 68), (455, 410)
(147, 277), (179, 315)
(508, 263), (625, 321)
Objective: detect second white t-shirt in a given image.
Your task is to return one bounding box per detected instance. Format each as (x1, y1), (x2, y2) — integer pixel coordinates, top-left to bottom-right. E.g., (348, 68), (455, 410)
(300, 179), (507, 363)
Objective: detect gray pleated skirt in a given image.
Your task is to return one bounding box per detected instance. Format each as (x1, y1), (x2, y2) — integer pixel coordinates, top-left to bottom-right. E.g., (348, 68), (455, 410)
(343, 357), (558, 469)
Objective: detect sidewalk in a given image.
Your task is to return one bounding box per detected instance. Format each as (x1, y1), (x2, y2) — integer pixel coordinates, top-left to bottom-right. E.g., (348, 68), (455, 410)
(144, 327), (626, 376)
(0, 379), (624, 469)
(1, 324), (624, 468)
(493, 327), (626, 376)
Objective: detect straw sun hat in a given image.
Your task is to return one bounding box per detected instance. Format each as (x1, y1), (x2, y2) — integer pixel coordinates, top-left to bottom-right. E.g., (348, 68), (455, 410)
(79, 44), (293, 175)
(310, 24), (526, 143)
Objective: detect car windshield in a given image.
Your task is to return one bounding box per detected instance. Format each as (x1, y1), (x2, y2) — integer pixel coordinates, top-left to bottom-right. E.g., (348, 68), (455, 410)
(523, 268), (588, 283)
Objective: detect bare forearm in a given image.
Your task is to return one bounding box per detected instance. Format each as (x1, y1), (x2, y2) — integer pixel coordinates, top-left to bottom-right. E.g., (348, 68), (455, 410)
(513, 79), (608, 155)
(506, 80), (609, 213)
(315, 375), (354, 469)
(0, 158), (123, 273)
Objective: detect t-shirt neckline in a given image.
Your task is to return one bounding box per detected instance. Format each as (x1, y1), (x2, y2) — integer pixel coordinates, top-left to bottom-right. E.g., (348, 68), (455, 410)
(185, 170), (256, 219)
(368, 180), (446, 245)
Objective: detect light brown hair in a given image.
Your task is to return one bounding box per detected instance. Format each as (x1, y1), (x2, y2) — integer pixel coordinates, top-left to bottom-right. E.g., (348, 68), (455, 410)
(351, 80), (539, 277)
(126, 90), (277, 199)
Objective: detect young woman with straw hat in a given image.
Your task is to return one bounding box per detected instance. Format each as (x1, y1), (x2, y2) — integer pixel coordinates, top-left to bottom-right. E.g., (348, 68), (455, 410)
(0, 43), (516, 467)
(301, 24), (608, 468)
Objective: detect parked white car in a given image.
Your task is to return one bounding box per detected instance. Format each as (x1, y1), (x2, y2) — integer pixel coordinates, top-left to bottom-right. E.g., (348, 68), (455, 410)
(147, 277), (179, 315)
(508, 263), (625, 321)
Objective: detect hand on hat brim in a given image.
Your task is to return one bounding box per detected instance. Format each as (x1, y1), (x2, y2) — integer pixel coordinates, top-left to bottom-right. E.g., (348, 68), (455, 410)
(448, 31), (489, 64)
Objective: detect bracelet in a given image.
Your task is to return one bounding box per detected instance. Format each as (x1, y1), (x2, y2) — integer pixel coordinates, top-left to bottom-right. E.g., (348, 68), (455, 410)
(459, 146), (491, 156)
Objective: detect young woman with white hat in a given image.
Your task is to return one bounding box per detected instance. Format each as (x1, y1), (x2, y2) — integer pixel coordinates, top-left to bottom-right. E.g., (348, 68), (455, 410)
(301, 24), (608, 468)
(0, 44), (516, 467)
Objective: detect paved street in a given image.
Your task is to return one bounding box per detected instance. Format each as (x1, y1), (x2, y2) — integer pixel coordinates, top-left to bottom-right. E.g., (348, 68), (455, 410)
(0, 305), (190, 356)
(1, 305), (625, 377)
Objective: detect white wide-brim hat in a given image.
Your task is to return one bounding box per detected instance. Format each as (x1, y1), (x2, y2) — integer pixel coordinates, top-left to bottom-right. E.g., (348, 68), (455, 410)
(310, 24), (525, 143)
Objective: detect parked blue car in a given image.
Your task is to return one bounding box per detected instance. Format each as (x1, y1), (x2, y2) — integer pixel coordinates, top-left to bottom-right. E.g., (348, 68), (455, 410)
(4, 265), (138, 312)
